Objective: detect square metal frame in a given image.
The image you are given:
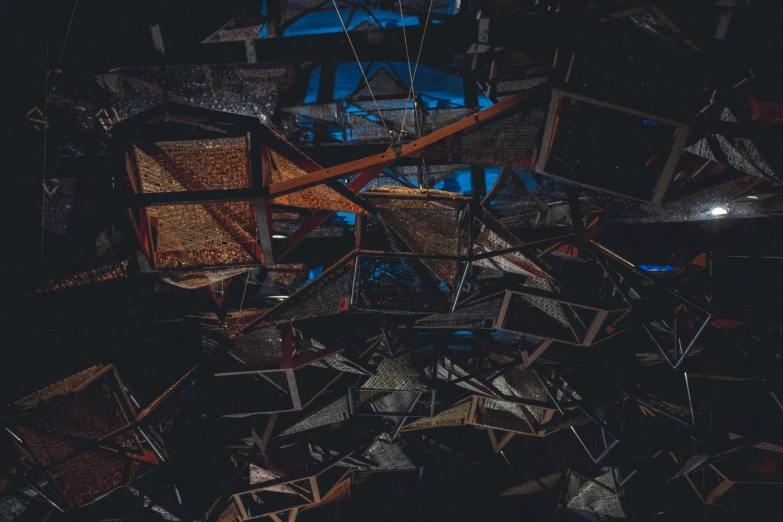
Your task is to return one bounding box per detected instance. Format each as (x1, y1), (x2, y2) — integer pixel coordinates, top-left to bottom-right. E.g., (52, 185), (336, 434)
(534, 89), (691, 205)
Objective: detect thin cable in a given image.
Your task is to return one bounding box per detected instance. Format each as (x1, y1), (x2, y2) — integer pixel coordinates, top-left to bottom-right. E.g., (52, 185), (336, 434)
(41, 67), (48, 262)
(41, 0), (80, 263)
(331, 1), (390, 133)
(59, 0), (79, 62)
(398, 0), (417, 140)
(234, 271), (252, 327)
(400, 0), (435, 139)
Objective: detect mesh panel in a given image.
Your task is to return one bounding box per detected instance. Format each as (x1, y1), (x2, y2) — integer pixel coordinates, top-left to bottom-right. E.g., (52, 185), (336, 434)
(521, 277), (571, 328)
(352, 69), (408, 99)
(403, 400), (472, 430)
(473, 219), (549, 278)
(493, 369), (550, 424)
(278, 397), (349, 437)
(368, 188), (467, 285)
(319, 353), (371, 374)
(345, 112), (391, 142)
(134, 138), (251, 193)
(685, 135), (779, 181)
(149, 204), (257, 269)
(11, 373), (154, 507)
(566, 469), (626, 518)
(499, 472), (562, 496)
(429, 358), (488, 394)
(283, 102), (342, 125)
(367, 164), (470, 190)
(270, 150), (365, 213)
(351, 99), (417, 134)
(472, 398), (536, 435)
(160, 266), (251, 289)
(249, 464), (298, 494)
(356, 257), (449, 313)
(426, 105), (547, 166)
(417, 294), (504, 329)
(131, 142), (260, 271)
(363, 355), (428, 390)
(99, 64), (289, 121)
(486, 169), (548, 225)
(232, 326), (285, 364)
(280, 0), (335, 28)
(364, 440), (416, 471)
(202, 8), (264, 43)
(14, 365), (104, 409)
(260, 261), (353, 325)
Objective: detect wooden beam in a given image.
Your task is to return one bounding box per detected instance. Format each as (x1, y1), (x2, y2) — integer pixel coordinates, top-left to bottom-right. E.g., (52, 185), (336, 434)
(130, 187), (266, 207)
(260, 413), (278, 453)
(274, 162), (391, 261)
(255, 144), (275, 263)
(495, 431), (516, 453)
(268, 89), (542, 198)
(286, 369), (302, 410)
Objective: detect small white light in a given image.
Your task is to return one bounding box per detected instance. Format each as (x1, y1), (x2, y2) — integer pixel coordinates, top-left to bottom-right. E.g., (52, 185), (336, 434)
(747, 195), (758, 199)
(272, 235), (287, 239)
(711, 206), (729, 216)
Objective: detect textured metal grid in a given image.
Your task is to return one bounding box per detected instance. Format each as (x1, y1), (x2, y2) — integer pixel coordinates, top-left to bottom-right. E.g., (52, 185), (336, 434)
(473, 223), (547, 277)
(369, 188), (467, 285)
(97, 64), (289, 120)
(426, 105), (547, 166)
(364, 440), (416, 471)
(355, 257), (449, 313)
(232, 326), (285, 364)
(351, 99), (418, 135)
(362, 355), (428, 391)
(131, 141), (260, 272)
(278, 397), (350, 437)
(503, 292), (578, 343)
(9, 372), (155, 507)
(417, 294), (504, 329)
(149, 203), (257, 269)
(472, 398), (537, 435)
(261, 261), (353, 324)
(134, 138), (251, 193)
(160, 266), (251, 289)
(269, 150), (365, 213)
(493, 369), (550, 423)
(402, 400), (472, 430)
(486, 169), (549, 225)
(499, 472), (562, 496)
(685, 134), (779, 181)
(565, 469), (626, 518)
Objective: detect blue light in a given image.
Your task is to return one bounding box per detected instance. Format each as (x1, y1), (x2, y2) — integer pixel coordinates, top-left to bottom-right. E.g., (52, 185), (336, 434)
(307, 266), (323, 281)
(305, 65), (320, 103)
(639, 265), (675, 272)
(335, 212), (356, 225)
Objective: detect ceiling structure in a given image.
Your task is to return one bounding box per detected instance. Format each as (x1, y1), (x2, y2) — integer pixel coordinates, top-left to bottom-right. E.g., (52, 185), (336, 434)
(2, 1), (783, 521)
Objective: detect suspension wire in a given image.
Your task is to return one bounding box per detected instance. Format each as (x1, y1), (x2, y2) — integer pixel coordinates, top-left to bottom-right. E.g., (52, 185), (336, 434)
(331, 1), (390, 134)
(400, 0), (435, 140)
(398, 0), (416, 140)
(41, 65), (48, 262)
(42, 0), (80, 263)
(234, 271), (252, 328)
